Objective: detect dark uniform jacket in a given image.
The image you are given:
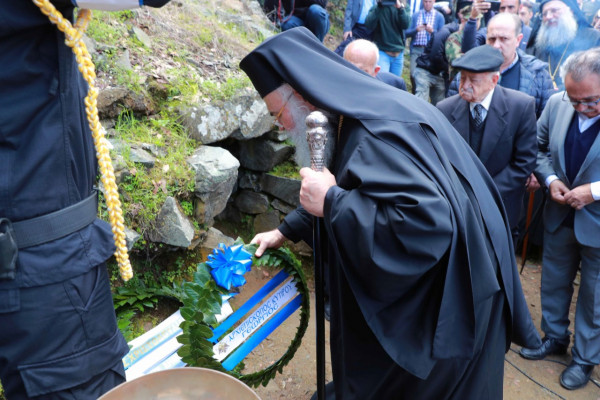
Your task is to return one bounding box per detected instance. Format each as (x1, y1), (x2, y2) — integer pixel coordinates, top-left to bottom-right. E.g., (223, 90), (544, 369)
(0, 2), (127, 397)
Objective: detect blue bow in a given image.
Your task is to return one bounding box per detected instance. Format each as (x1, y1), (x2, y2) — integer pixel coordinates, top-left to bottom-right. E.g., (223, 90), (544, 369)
(207, 243), (253, 291)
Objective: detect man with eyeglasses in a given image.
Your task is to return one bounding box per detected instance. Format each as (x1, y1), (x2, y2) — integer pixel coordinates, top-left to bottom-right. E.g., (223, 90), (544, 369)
(525, 0), (600, 90)
(519, 48), (600, 390)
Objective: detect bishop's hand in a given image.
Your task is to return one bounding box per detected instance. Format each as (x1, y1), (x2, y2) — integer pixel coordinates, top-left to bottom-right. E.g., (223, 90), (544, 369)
(299, 167), (336, 217)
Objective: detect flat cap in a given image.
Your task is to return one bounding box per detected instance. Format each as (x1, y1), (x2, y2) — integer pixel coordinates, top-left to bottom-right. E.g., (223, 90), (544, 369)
(451, 45), (503, 72)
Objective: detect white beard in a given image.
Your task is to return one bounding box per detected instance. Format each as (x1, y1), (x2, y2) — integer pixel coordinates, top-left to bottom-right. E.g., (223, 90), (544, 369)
(536, 12), (578, 50)
(284, 104), (337, 169)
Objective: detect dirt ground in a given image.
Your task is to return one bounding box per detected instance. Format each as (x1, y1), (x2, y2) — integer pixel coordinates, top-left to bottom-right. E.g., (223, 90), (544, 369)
(236, 257), (600, 400)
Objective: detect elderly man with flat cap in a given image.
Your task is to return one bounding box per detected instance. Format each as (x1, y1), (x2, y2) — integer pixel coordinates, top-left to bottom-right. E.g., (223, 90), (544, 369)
(437, 45), (538, 246)
(241, 27), (540, 399)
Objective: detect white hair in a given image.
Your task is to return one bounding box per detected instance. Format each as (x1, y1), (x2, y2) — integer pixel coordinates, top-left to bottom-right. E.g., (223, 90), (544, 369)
(274, 84), (336, 168)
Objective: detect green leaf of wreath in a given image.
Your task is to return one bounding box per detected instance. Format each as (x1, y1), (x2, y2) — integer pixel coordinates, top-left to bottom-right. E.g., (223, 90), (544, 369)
(177, 243), (310, 388)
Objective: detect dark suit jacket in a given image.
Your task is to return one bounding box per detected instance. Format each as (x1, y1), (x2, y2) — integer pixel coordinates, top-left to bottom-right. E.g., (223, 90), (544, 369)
(437, 86), (538, 228)
(376, 71), (407, 91)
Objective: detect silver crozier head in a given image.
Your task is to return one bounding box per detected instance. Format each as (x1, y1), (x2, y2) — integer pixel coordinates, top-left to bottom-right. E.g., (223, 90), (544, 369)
(305, 111), (329, 172)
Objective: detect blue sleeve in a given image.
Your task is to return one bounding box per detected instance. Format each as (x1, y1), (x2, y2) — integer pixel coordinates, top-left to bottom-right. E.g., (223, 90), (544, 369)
(405, 12), (419, 38)
(461, 18), (479, 53)
(344, 0), (356, 32)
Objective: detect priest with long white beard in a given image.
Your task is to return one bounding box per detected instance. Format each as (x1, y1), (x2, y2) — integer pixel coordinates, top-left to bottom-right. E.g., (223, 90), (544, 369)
(526, 0), (600, 90)
(242, 27), (541, 399)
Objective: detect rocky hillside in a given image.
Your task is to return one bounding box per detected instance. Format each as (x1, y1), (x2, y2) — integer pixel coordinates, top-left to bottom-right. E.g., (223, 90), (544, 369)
(86, 0), (281, 254)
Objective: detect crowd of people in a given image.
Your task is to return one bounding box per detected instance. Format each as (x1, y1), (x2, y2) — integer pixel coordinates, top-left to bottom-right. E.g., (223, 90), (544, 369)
(255, 0), (600, 397)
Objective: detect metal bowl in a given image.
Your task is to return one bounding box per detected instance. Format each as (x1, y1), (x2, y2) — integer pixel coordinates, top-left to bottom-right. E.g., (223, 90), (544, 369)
(98, 367), (261, 400)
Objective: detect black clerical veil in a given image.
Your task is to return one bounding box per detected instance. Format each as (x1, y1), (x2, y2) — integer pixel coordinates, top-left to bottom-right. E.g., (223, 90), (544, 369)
(241, 27), (540, 379)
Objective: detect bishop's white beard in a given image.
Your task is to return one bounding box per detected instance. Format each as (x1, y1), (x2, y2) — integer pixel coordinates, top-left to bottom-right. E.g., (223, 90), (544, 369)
(536, 11), (578, 50)
(283, 98), (337, 169)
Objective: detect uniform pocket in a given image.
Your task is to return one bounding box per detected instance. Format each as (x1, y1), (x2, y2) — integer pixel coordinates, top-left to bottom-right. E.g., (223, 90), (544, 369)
(0, 288), (19, 313)
(63, 264), (118, 344)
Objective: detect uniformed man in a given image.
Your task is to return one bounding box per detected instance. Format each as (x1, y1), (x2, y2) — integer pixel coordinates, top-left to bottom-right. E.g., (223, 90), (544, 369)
(0, 1), (170, 398)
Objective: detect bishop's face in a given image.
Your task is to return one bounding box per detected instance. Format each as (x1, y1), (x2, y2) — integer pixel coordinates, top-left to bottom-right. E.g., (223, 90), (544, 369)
(264, 89), (297, 131)
(263, 86), (335, 168)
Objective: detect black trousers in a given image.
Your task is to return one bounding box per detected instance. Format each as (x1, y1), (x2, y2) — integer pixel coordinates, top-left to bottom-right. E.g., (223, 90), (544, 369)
(0, 264), (128, 399)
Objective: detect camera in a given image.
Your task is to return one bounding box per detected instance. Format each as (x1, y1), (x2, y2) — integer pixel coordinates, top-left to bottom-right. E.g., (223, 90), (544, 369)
(488, 1), (501, 12)
(377, 0), (397, 6)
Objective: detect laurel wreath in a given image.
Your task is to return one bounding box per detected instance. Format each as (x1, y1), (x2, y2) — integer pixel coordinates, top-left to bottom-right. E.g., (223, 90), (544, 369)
(176, 242), (310, 388)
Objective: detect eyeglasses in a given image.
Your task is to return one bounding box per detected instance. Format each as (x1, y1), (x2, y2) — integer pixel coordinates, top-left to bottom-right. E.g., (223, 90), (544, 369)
(272, 92), (294, 124)
(562, 91), (600, 107)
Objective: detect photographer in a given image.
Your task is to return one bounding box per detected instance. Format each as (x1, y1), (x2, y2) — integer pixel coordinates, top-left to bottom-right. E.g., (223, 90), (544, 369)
(364, 0), (411, 76)
(405, 0), (446, 95)
(0, 1), (170, 399)
(263, 0), (330, 41)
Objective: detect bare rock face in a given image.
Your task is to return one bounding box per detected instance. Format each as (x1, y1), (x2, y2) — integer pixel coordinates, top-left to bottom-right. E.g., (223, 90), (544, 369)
(180, 91), (274, 144)
(108, 139), (158, 168)
(187, 146), (240, 225)
(262, 174), (301, 207)
(124, 227), (141, 251)
(148, 196), (195, 248)
(98, 86), (154, 118)
(234, 190), (269, 214)
(253, 210), (281, 233)
(238, 138), (294, 172)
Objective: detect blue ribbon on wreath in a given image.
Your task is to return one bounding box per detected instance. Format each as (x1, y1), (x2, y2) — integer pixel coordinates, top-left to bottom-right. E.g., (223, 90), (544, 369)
(207, 243), (253, 291)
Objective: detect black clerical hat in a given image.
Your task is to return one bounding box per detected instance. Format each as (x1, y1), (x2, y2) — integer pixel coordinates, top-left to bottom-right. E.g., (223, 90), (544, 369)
(240, 38), (284, 97)
(451, 45), (503, 72)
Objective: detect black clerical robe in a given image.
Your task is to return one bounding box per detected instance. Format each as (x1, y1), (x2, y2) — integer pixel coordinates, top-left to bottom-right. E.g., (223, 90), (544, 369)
(241, 27), (541, 400)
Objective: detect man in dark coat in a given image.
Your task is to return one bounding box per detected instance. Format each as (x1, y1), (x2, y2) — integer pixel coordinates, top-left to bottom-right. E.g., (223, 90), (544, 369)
(0, 1), (169, 399)
(438, 45), (538, 244)
(241, 27), (540, 399)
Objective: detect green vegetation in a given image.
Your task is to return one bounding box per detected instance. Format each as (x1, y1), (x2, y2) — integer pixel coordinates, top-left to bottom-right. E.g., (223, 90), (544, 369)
(200, 76), (251, 102)
(109, 249), (201, 341)
(270, 160), (301, 179)
(108, 111), (196, 236)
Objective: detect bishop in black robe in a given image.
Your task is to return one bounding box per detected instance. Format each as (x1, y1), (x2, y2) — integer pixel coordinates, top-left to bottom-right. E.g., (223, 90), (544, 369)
(240, 27), (541, 399)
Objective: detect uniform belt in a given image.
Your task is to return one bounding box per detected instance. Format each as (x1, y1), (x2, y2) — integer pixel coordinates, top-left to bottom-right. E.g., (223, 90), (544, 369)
(10, 193), (98, 249)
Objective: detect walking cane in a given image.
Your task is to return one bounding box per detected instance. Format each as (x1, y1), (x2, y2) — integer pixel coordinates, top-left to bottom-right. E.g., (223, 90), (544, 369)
(520, 191), (535, 271)
(306, 111), (328, 400)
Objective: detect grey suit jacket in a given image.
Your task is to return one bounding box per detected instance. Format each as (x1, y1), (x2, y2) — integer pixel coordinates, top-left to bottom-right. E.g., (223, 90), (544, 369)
(535, 92), (600, 247)
(437, 86), (538, 228)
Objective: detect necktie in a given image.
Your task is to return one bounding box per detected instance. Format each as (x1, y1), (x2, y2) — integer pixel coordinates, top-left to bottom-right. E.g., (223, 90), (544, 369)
(473, 104), (484, 128)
